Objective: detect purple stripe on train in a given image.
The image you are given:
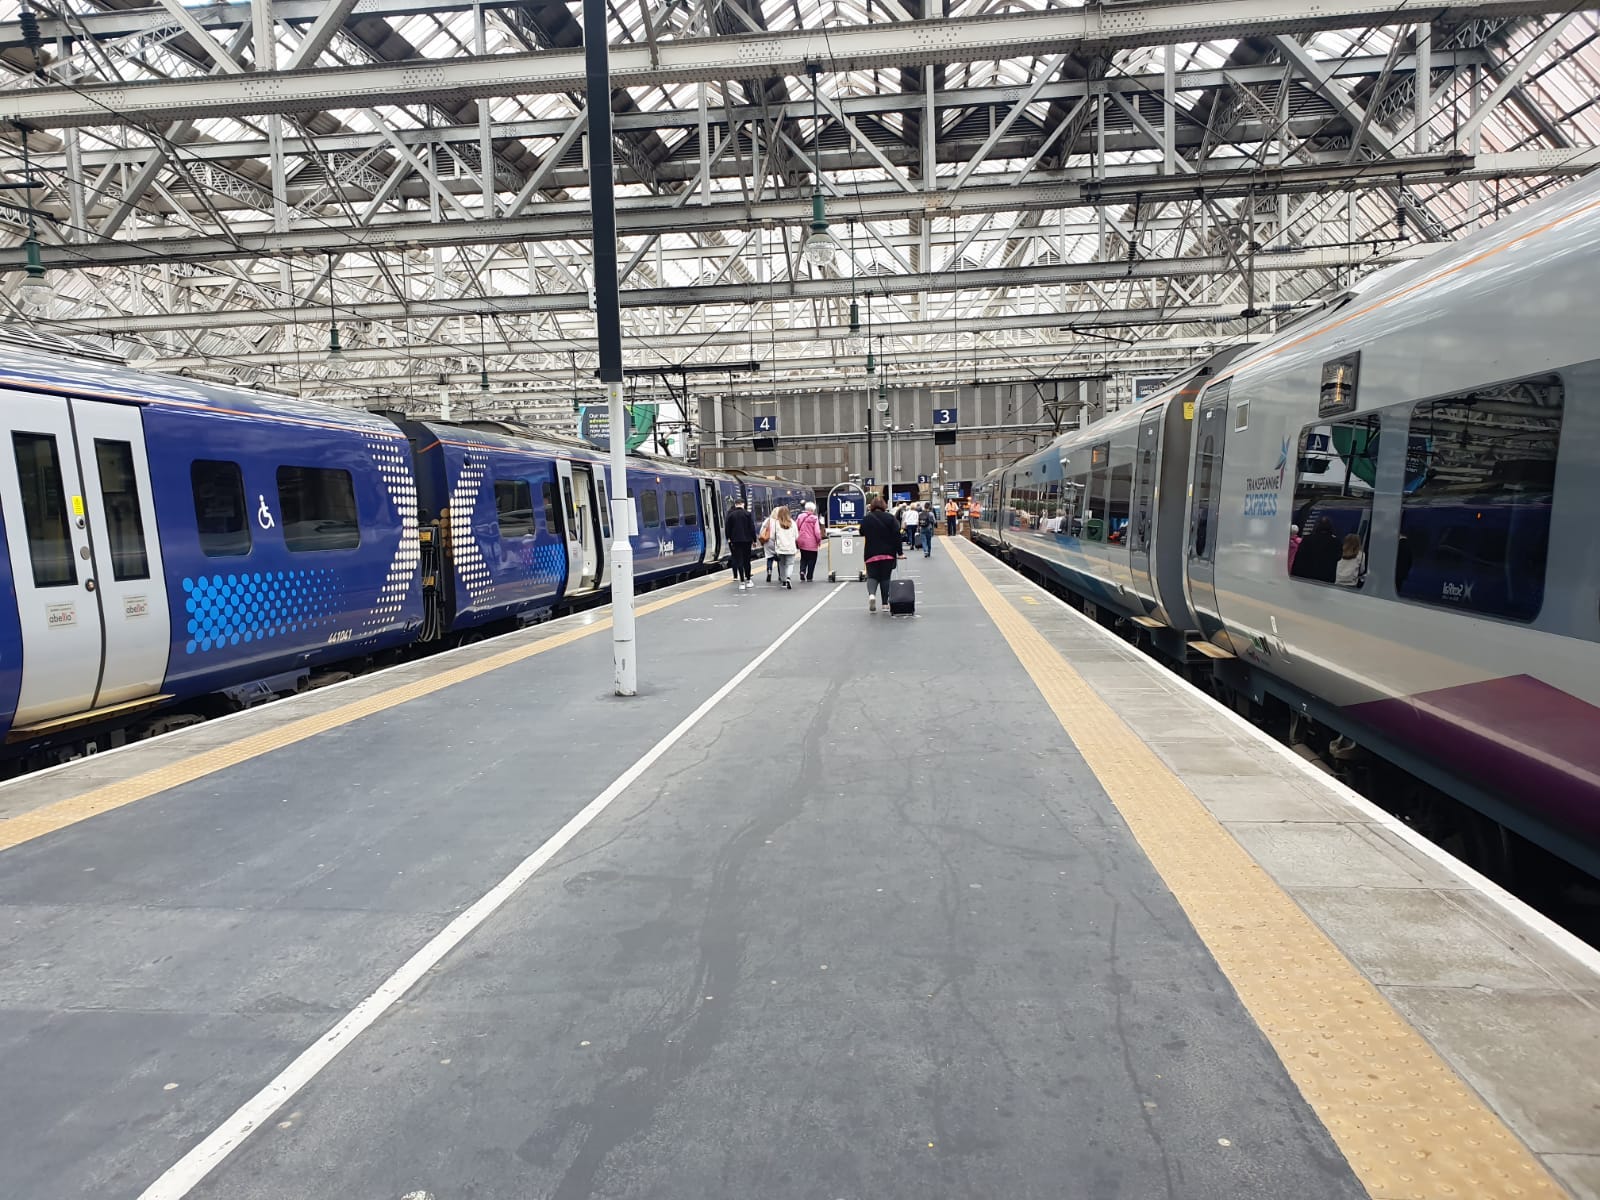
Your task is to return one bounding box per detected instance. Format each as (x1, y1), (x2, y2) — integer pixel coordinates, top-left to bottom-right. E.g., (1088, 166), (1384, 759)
(1347, 674), (1600, 847)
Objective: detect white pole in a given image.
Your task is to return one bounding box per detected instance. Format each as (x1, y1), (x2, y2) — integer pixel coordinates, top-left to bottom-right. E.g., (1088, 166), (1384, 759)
(585, 0), (636, 697)
(607, 382), (636, 695)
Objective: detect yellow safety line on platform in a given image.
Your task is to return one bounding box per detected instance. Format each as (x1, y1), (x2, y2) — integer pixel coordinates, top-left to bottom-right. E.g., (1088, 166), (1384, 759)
(0, 578), (729, 855)
(944, 538), (1565, 1200)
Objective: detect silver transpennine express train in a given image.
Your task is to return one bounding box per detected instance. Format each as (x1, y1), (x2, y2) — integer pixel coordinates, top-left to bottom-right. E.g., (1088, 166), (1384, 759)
(973, 172), (1600, 877)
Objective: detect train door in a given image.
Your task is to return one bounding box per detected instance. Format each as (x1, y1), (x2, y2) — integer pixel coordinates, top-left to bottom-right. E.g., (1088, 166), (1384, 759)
(593, 469), (613, 589)
(1185, 382), (1235, 652)
(1128, 415), (1161, 599)
(700, 479), (723, 561)
(561, 460), (601, 590)
(0, 392), (169, 726)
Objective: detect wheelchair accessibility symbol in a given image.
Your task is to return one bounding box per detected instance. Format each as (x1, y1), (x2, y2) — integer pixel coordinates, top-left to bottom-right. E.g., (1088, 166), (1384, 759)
(257, 495), (276, 530)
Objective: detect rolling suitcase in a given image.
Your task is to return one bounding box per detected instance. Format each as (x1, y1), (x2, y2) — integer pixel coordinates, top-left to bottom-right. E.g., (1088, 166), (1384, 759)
(887, 578), (916, 615)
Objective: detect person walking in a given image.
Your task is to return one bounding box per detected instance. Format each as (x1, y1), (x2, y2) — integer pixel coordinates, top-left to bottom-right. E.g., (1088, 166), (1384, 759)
(902, 501), (921, 552)
(766, 505), (800, 589)
(795, 501), (825, 582)
(725, 497), (757, 591)
(945, 497), (959, 537)
(861, 496), (902, 614)
(919, 503), (937, 557)
(759, 509), (780, 583)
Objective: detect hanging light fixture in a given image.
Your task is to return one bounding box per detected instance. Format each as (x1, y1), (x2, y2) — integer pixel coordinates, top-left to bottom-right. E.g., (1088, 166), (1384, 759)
(478, 312), (491, 395)
(324, 253), (344, 363)
(803, 64), (838, 270)
(14, 127), (51, 316)
(875, 334), (889, 410)
(864, 289), (876, 375)
(845, 219), (863, 350)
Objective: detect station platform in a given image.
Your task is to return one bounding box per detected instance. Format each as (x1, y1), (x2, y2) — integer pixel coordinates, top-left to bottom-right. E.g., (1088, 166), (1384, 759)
(2, 537), (1598, 1200)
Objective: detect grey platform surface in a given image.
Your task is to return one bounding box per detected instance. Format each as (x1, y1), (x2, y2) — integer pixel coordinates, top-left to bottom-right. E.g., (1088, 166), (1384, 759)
(0, 549), (1585, 1199)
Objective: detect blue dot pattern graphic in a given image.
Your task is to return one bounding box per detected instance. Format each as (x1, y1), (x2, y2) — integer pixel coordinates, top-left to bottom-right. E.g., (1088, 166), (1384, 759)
(181, 569), (339, 655)
(515, 539), (567, 587)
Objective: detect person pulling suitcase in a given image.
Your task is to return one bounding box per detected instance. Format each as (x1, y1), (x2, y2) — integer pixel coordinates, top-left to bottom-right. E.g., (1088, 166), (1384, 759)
(860, 496), (902, 615)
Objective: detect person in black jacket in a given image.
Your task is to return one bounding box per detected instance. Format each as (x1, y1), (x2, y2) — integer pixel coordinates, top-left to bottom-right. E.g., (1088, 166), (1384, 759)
(860, 496), (903, 614)
(725, 498), (758, 591)
(1291, 516), (1341, 584)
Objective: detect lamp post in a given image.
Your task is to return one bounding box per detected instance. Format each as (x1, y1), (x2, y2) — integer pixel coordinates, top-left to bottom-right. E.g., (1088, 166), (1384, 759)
(584, 0), (636, 696)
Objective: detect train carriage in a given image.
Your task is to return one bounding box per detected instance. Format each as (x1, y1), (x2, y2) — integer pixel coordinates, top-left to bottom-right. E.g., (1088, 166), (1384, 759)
(0, 351), (421, 745)
(977, 170), (1600, 876)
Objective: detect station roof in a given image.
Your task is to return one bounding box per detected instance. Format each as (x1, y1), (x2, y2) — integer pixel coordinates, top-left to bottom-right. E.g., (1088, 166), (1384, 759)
(0, 1), (1596, 426)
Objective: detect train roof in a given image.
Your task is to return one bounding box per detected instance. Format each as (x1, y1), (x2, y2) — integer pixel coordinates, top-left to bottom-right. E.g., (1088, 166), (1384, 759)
(0, 335), (400, 434)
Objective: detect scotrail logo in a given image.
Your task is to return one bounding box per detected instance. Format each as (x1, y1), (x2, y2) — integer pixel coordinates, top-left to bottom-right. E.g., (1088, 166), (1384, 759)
(1442, 580), (1475, 603)
(1243, 438), (1290, 518)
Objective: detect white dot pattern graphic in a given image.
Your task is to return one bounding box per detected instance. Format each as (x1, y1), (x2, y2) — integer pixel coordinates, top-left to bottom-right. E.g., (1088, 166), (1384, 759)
(448, 456), (495, 609)
(363, 433), (421, 634)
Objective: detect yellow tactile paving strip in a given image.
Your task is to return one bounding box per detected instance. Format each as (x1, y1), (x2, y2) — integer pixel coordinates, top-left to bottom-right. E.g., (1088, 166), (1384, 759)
(0, 578), (728, 855)
(945, 538), (1565, 1200)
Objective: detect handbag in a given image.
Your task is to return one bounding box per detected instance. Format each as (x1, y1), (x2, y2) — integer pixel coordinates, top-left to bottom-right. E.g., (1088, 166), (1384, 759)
(758, 519), (772, 545)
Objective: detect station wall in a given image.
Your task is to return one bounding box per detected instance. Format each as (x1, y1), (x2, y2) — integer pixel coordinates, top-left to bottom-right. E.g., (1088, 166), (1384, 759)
(697, 379), (1106, 495)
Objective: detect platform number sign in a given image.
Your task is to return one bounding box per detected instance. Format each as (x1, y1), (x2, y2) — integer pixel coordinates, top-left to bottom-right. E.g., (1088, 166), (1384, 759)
(932, 407), (958, 427)
(917, 474), (929, 485)
(753, 414), (778, 434)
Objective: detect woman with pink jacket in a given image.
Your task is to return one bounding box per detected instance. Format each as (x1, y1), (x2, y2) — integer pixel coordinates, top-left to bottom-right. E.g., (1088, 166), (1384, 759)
(795, 501), (825, 582)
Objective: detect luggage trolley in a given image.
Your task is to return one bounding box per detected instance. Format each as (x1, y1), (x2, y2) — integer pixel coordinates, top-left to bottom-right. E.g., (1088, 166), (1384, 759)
(825, 482), (868, 582)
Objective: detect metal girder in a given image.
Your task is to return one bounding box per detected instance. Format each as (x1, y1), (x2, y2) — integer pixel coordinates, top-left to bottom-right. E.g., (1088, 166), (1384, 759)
(156, 296), (1253, 372)
(150, 0), (247, 75)
(0, 2), (528, 53)
(1457, 15), (1578, 145)
(1272, 34), (1399, 158)
(0, 3), (1569, 129)
(2, 152), (1513, 271)
(51, 243), (1433, 335)
(29, 52), (1484, 173)
(283, 0), (366, 71)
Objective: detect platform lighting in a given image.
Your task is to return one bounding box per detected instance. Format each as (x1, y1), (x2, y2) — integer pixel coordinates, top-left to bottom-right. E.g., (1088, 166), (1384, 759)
(478, 312), (491, 394)
(14, 127), (50, 316)
(845, 220), (864, 350)
(324, 254), (343, 364)
(864, 289), (876, 375)
(16, 236), (51, 315)
(803, 65), (837, 271)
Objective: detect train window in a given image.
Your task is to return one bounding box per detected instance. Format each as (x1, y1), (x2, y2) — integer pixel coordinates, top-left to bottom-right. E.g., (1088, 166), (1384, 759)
(1397, 374), (1562, 622)
(541, 482), (561, 535)
(93, 439), (150, 581)
(1288, 413), (1380, 587)
(494, 477), (535, 539)
(596, 476), (612, 538)
(640, 489), (661, 527)
(190, 459), (251, 558)
(664, 490), (681, 527)
(276, 466), (360, 552)
(683, 493), (698, 526)
(1106, 446), (1133, 545)
(1131, 421), (1160, 552)
(1190, 382), (1230, 561)
(1234, 399), (1250, 431)
(11, 432), (77, 587)
(1084, 442), (1110, 542)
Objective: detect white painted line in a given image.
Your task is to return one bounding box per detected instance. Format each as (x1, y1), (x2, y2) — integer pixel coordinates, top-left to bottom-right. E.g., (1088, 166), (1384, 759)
(974, 545), (1600, 980)
(136, 581), (848, 1200)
